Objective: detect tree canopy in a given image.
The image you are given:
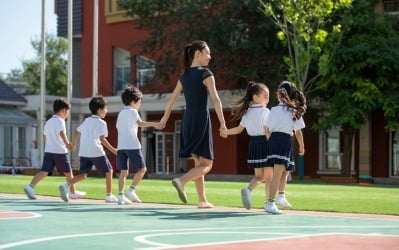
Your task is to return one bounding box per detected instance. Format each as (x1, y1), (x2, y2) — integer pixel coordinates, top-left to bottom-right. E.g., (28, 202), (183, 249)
(119, 0), (284, 92)
(262, 0), (353, 95)
(317, 0), (399, 176)
(6, 34), (68, 96)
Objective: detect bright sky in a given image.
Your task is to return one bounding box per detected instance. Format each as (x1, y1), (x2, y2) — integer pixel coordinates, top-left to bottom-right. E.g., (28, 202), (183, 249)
(0, 0), (57, 76)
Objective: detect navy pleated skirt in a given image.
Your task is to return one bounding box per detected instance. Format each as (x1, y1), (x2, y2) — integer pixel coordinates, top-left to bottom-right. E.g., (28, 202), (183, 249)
(267, 132), (295, 171)
(247, 136), (268, 168)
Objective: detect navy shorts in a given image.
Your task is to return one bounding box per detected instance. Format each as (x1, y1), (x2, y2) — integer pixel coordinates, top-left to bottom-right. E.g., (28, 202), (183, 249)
(79, 156), (112, 175)
(41, 152), (72, 173)
(116, 149), (146, 171)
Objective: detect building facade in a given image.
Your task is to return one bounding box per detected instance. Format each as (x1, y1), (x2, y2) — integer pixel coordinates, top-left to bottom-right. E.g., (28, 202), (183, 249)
(50, 0), (399, 183)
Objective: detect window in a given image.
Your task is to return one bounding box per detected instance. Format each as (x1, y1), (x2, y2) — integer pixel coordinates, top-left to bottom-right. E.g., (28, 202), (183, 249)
(391, 130), (399, 177)
(113, 48), (131, 94)
(384, 0), (399, 14)
(318, 127), (354, 174)
(136, 56), (155, 87)
(105, 0), (134, 23)
(17, 127), (26, 158)
(155, 132), (175, 174)
(324, 128), (342, 170)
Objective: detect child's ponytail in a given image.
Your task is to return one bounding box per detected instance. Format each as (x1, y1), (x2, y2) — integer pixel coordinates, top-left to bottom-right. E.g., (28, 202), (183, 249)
(231, 82), (268, 121)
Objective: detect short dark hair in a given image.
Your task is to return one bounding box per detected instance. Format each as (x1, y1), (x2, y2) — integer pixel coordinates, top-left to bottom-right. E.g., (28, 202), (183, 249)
(53, 98), (70, 113)
(89, 96), (107, 115)
(121, 86), (142, 106)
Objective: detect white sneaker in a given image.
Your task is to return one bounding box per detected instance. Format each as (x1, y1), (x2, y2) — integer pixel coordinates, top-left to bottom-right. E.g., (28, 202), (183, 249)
(105, 194), (118, 203)
(24, 185), (37, 200)
(172, 178), (188, 203)
(265, 202), (283, 214)
(125, 188), (142, 203)
(241, 187), (251, 210)
(118, 195), (132, 205)
(276, 194), (292, 208)
(70, 190), (86, 199)
(59, 183), (70, 202)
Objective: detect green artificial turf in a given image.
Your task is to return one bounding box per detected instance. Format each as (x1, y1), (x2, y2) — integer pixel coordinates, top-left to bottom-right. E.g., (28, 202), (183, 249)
(1, 175), (398, 215)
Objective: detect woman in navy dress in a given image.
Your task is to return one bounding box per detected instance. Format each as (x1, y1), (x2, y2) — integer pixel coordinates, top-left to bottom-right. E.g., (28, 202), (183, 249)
(160, 40), (226, 208)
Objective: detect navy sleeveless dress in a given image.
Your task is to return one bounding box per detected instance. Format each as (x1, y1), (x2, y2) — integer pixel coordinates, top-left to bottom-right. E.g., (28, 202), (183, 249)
(179, 66), (214, 160)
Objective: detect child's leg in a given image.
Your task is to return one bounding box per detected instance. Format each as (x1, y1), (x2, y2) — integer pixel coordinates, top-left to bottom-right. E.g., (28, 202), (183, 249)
(248, 168), (265, 190)
(264, 164), (285, 214)
(241, 168), (265, 210)
(64, 172), (76, 193)
(267, 164), (285, 201)
(263, 167), (273, 199)
(278, 170), (288, 192)
(68, 174), (87, 186)
(276, 170), (292, 208)
(118, 170), (129, 193)
(130, 167), (147, 188)
(105, 171), (113, 194)
(29, 171), (49, 187)
(24, 171), (48, 199)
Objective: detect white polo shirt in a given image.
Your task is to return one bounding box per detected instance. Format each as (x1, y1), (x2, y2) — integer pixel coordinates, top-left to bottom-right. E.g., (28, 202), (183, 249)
(44, 115), (68, 154)
(265, 103), (305, 136)
(116, 106), (142, 150)
(77, 115), (108, 157)
(240, 104), (270, 136)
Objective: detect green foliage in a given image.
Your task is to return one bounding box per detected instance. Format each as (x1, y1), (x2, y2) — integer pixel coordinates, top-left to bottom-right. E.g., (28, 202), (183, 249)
(118, 0), (284, 92)
(9, 34), (68, 96)
(262, 0), (353, 94)
(318, 0), (399, 131)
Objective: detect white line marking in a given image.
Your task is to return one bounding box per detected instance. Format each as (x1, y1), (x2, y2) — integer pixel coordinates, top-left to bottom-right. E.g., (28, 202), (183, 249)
(0, 226), (398, 249)
(134, 231), (305, 248)
(140, 232), (399, 250)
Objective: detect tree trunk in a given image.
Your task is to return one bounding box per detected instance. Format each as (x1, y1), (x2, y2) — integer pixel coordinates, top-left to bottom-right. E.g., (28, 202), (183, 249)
(341, 126), (354, 177)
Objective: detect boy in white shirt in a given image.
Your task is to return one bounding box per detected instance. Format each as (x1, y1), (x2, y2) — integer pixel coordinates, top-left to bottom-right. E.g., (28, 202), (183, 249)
(59, 97), (118, 203)
(116, 86), (161, 205)
(24, 99), (85, 200)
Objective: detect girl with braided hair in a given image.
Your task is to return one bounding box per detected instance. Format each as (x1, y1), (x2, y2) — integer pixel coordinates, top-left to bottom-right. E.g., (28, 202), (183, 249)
(264, 81), (306, 214)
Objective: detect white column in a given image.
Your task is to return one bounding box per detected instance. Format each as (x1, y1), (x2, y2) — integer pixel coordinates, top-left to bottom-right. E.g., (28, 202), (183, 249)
(92, 0), (99, 96)
(140, 111), (148, 161)
(67, 0), (73, 139)
(39, 0), (46, 163)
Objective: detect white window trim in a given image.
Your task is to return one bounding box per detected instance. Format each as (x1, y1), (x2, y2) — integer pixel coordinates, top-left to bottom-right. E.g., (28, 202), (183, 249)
(318, 128), (355, 175)
(389, 130), (399, 178)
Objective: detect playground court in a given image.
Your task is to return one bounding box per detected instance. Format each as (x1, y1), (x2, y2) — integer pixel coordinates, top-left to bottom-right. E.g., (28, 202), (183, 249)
(0, 193), (398, 249)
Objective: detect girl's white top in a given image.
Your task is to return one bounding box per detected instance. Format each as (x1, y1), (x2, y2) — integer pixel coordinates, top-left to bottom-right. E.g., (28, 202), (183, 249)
(265, 103), (305, 136)
(77, 115), (108, 157)
(116, 106), (142, 150)
(44, 115), (68, 154)
(240, 104), (270, 136)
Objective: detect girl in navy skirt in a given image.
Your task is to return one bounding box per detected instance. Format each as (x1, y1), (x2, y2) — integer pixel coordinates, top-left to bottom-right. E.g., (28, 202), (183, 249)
(224, 82), (272, 210)
(160, 40), (227, 208)
(265, 81), (306, 214)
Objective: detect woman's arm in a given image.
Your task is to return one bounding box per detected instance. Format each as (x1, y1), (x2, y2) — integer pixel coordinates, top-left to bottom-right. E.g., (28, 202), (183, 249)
(159, 81), (183, 128)
(137, 121), (161, 129)
(204, 76), (226, 132)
